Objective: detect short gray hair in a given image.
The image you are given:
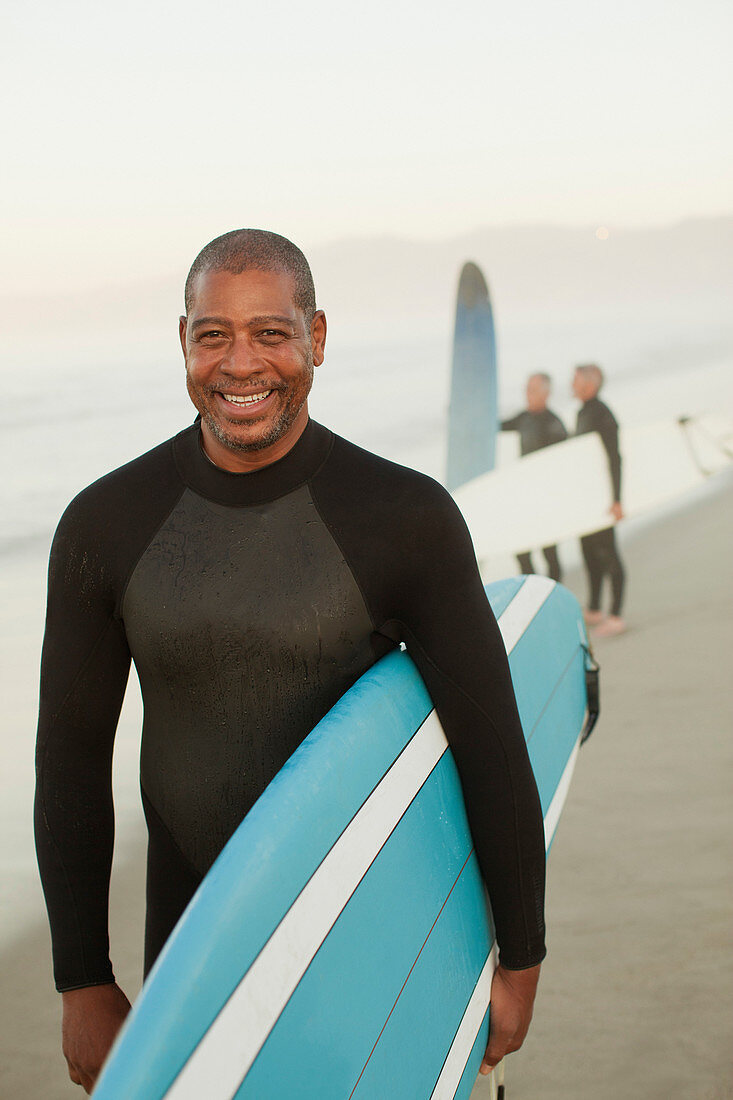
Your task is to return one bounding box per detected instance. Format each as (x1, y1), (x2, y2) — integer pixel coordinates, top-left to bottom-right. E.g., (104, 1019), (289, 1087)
(184, 229), (316, 321)
(575, 363), (604, 391)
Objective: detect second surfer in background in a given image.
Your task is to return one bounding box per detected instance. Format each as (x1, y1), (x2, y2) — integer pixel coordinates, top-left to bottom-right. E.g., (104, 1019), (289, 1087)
(573, 364), (627, 637)
(502, 372), (567, 581)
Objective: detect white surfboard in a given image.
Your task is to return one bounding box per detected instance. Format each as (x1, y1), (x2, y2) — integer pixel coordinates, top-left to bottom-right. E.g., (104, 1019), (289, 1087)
(453, 414), (732, 561)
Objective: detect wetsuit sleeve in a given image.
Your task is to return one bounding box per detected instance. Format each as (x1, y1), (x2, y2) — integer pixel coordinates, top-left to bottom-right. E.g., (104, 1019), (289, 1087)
(577, 401), (622, 502)
(500, 413), (522, 431)
(35, 494), (131, 991)
(34, 437), (185, 992)
(312, 451), (546, 970)
(598, 408), (622, 502)
(385, 488), (546, 969)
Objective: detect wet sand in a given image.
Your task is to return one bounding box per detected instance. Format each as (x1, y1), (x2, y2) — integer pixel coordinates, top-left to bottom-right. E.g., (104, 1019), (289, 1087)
(2, 476), (732, 1098)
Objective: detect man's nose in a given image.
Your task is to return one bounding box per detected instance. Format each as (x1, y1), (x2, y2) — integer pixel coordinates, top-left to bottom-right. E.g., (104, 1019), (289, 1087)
(220, 337), (264, 377)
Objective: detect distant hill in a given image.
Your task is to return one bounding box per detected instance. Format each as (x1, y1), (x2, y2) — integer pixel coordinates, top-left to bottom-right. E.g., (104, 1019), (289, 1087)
(2, 217), (731, 379)
(311, 216), (733, 374)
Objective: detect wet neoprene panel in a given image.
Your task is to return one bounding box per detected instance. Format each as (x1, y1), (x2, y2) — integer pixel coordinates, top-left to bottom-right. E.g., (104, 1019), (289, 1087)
(35, 420), (546, 991)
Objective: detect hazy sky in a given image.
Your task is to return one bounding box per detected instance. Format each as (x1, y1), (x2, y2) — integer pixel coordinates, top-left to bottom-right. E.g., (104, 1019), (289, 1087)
(3, 0), (732, 293)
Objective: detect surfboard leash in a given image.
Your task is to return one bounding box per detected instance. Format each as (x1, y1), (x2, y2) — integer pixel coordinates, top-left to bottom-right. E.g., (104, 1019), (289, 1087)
(677, 415), (733, 476)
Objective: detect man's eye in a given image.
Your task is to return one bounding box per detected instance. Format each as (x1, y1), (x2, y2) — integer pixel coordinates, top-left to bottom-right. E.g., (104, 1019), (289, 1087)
(198, 330), (226, 341)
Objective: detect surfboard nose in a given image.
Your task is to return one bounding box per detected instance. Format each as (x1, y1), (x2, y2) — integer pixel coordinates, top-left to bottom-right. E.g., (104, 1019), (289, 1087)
(457, 261), (489, 308)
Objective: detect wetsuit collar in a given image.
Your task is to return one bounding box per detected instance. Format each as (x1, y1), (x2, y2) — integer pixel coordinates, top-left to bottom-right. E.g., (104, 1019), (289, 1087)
(172, 418), (334, 506)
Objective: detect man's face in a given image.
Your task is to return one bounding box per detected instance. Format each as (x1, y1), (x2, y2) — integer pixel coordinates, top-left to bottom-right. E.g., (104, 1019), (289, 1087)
(526, 376), (548, 413)
(180, 267), (326, 471)
(572, 370), (596, 402)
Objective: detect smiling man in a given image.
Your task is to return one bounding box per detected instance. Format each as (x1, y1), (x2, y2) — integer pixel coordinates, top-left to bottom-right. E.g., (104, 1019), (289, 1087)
(35, 230), (546, 1093)
(181, 235), (324, 468)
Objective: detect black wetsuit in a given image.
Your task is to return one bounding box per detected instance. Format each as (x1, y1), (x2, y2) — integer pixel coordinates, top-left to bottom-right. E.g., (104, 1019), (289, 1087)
(501, 409), (568, 581)
(576, 397), (625, 616)
(35, 420), (546, 993)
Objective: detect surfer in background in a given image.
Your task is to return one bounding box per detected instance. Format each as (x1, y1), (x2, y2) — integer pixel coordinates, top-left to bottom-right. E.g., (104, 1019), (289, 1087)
(573, 364), (627, 636)
(36, 229), (545, 1092)
(501, 373), (567, 581)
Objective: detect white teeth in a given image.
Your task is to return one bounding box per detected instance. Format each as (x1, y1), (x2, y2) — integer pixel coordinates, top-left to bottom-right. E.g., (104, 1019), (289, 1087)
(222, 390), (272, 406)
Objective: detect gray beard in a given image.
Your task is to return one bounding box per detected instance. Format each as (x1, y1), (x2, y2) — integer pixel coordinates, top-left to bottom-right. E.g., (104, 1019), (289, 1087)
(202, 402), (301, 454)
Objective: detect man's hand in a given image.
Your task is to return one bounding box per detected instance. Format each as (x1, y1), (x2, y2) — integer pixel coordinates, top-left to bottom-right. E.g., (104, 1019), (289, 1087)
(609, 501), (624, 521)
(62, 982), (131, 1093)
(479, 962), (541, 1076)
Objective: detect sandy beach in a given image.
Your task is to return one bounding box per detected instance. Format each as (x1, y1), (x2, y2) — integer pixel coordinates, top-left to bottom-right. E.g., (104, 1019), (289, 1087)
(473, 474), (733, 1099)
(2, 472), (731, 1098)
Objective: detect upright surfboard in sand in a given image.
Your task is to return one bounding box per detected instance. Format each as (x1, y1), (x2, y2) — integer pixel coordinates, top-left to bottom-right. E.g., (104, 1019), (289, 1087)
(446, 262), (498, 491)
(94, 576), (594, 1100)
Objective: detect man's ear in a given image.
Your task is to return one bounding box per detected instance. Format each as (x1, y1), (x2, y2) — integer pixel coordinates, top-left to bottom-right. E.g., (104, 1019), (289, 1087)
(311, 310), (327, 366)
(179, 316), (188, 363)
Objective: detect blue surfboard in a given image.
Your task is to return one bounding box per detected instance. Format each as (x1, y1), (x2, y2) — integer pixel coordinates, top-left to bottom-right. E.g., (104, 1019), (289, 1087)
(94, 576), (593, 1100)
(446, 262), (498, 491)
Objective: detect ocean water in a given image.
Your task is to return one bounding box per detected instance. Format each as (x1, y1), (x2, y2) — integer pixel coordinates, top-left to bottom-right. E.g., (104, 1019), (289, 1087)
(3, 334), (730, 557)
(1, 340), (731, 944)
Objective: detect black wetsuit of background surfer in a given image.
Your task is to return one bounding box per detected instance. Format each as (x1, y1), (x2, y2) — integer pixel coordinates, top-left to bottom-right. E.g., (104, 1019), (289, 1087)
(35, 420), (547, 993)
(576, 396), (625, 616)
(501, 408), (567, 580)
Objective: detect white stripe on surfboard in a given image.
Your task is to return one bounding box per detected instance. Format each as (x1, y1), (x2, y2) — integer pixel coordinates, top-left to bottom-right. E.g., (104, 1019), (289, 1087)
(429, 945), (498, 1099)
(543, 735), (581, 850)
(496, 575), (555, 653)
(163, 579), (548, 1099)
(164, 711), (449, 1099)
(428, 727), (584, 1100)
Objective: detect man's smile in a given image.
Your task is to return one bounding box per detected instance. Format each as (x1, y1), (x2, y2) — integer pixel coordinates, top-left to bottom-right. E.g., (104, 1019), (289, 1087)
(207, 386), (282, 421)
(220, 390), (273, 407)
